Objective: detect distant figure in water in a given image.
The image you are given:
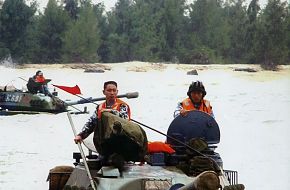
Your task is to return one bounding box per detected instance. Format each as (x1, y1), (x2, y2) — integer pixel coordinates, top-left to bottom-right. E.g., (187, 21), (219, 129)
(27, 70), (51, 96)
(174, 80), (214, 118)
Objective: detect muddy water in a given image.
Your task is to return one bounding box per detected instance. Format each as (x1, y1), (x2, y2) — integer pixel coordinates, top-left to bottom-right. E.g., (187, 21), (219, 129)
(0, 64), (289, 190)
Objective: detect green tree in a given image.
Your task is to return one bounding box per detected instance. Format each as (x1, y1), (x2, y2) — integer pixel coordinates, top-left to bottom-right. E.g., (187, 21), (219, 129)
(107, 0), (187, 62)
(247, 0), (260, 22)
(255, 0), (288, 69)
(94, 3), (110, 62)
(189, 0), (230, 63)
(64, 0), (79, 20)
(245, 0), (260, 63)
(107, 0), (133, 62)
(286, 4), (290, 63)
(37, 0), (69, 63)
(159, 0), (187, 62)
(21, 15), (42, 63)
(62, 1), (101, 63)
(0, 0), (36, 62)
(128, 0), (166, 61)
(225, 0), (248, 63)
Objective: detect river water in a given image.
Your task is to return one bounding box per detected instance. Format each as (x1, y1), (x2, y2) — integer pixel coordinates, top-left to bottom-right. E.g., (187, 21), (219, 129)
(0, 63), (289, 190)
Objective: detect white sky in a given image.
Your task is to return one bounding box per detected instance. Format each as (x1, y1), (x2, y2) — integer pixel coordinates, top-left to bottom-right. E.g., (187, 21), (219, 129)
(33, 0), (271, 12)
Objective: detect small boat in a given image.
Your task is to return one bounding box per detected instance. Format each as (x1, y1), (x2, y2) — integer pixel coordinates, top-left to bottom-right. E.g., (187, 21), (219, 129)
(48, 111), (244, 190)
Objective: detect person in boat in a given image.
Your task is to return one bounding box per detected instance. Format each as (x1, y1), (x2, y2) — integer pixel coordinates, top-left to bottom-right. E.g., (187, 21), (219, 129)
(27, 70), (51, 96)
(74, 80), (131, 144)
(174, 80), (214, 118)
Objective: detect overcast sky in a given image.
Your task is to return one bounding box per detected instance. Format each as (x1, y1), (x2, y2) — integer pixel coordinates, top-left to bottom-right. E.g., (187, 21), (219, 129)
(34, 0), (272, 12)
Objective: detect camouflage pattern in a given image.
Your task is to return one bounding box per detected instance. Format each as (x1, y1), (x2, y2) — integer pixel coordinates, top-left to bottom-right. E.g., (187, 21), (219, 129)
(0, 91), (66, 113)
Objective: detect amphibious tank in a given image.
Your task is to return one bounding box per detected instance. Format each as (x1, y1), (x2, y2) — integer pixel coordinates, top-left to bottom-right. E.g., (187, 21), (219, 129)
(48, 111), (244, 190)
(0, 84), (138, 115)
(0, 88), (66, 114)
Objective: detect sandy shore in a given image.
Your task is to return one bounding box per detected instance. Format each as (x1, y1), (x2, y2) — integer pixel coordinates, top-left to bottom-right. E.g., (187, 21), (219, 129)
(6, 61), (289, 70)
(3, 61), (290, 76)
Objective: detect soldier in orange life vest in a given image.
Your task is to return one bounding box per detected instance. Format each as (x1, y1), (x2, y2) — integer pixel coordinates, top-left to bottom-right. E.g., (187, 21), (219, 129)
(174, 81), (214, 118)
(35, 71), (45, 83)
(34, 71), (52, 96)
(27, 70), (51, 96)
(74, 81), (131, 143)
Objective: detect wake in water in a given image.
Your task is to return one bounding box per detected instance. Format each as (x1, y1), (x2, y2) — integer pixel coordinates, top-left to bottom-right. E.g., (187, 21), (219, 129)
(0, 56), (17, 68)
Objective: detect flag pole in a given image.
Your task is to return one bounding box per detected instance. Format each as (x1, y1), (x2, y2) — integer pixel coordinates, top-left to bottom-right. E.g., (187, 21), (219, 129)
(67, 112), (98, 190)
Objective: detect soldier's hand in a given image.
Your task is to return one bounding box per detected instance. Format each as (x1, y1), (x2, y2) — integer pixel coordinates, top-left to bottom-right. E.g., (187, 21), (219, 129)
(74, 135), (83, 144)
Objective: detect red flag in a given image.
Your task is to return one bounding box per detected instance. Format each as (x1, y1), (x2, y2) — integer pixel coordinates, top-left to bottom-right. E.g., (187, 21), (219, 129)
(52, 84), (82, 95)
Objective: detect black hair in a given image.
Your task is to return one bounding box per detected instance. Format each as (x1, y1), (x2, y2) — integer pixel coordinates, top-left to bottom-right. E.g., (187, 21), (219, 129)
(104, 81), (118, 89)
(187, 81), (207, 97)
(36, 70), (42, 75)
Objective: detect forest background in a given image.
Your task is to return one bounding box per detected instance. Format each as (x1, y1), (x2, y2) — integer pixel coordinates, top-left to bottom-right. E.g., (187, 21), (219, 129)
(0, 0), (289, 70)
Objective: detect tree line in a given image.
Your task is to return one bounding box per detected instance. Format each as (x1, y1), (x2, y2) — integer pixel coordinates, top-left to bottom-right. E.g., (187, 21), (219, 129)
(0, 0), (289, 69)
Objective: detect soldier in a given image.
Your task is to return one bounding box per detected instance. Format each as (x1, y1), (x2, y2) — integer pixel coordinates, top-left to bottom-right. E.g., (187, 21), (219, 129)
(174, 81), (214, 118)
(74, 81), (131, 144)
(27, 70), (51, 96)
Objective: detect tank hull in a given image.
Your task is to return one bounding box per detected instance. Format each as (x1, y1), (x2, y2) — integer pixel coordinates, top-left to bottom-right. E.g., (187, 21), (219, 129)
(0, 91), (66, 113)
(62, 164), (226, 190)
(48, 111), (243, 190)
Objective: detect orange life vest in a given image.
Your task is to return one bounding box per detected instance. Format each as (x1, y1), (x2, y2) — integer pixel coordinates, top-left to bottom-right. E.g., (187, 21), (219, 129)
(35, 75), (45, 83)
(97, 98), (131, 119)
(147, 141), (175, 154)
(181, 97), (213, 115)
